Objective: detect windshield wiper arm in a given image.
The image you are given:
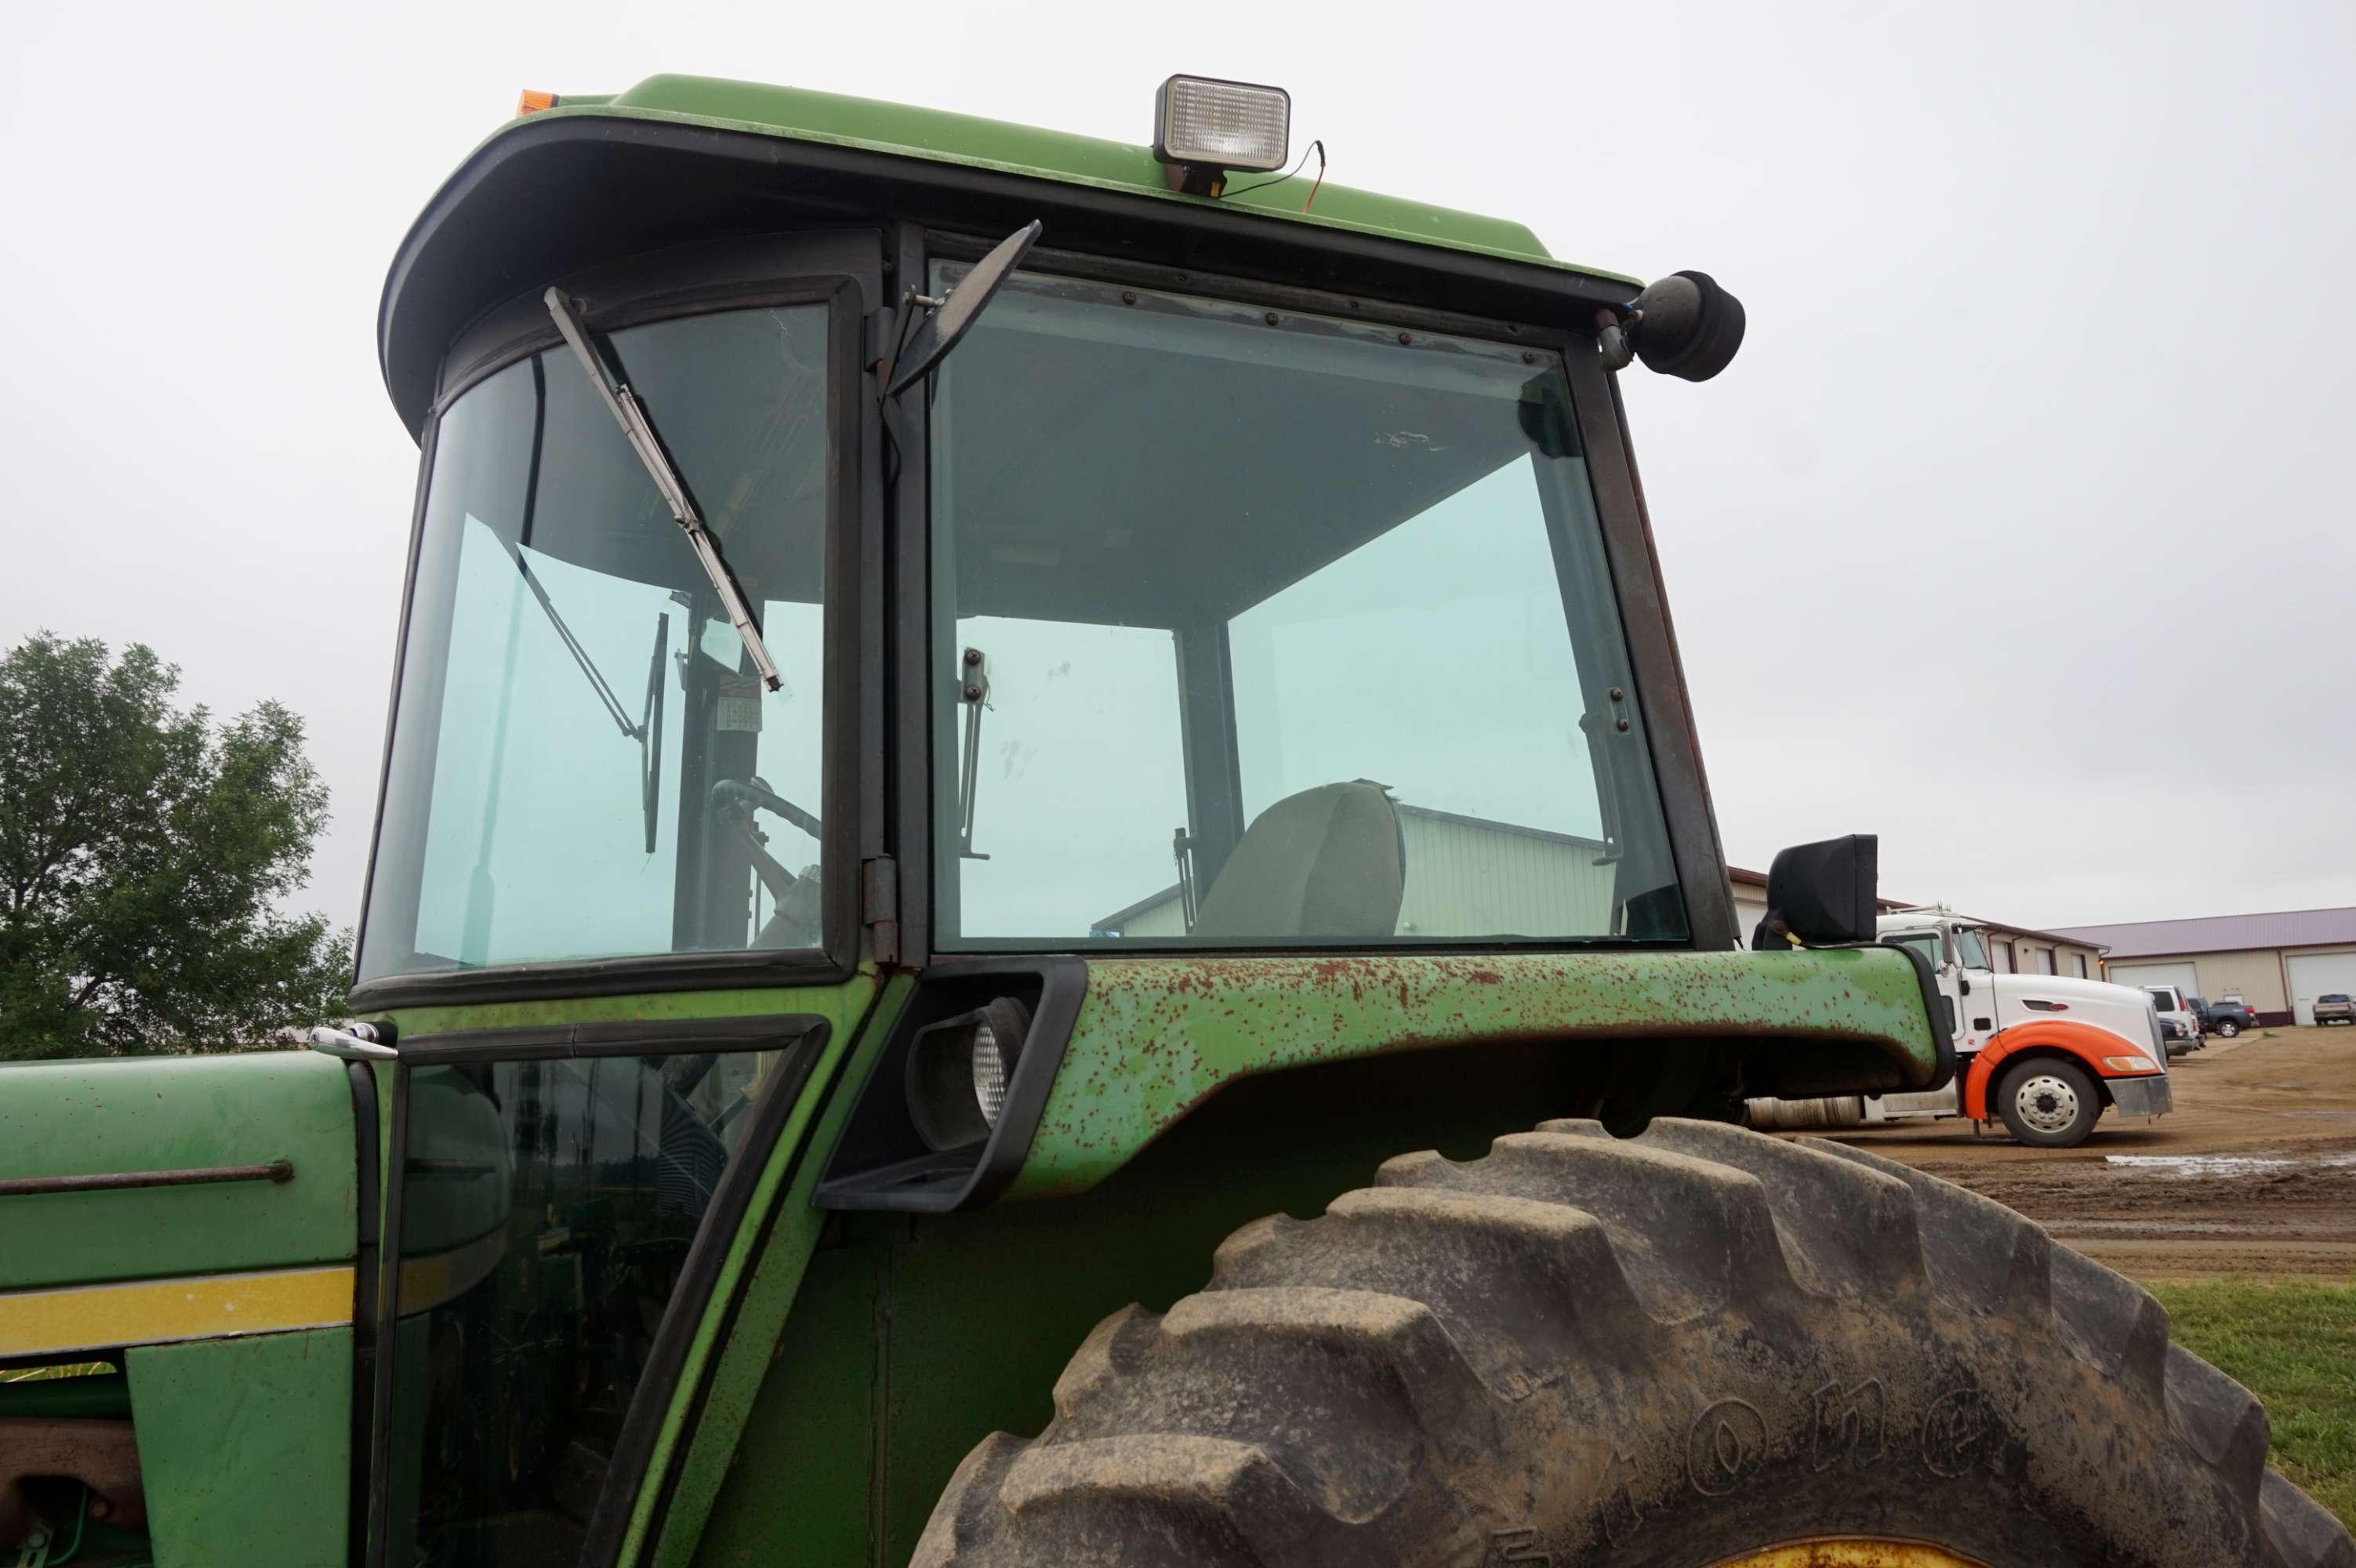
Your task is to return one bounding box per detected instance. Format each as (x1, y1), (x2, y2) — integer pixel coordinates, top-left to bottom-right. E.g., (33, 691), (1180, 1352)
(543, 288), (783, 692)
(499, 539), (638, 740)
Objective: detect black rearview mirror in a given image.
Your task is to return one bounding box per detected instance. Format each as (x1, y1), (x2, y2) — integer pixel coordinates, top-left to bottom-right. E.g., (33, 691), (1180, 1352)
(885, 220), (1043, 397)
(1755, 833), (1879, 949)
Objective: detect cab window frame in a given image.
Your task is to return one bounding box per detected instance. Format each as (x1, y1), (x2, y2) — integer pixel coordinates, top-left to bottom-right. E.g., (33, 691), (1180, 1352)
(903, 230), (1734, 956)
(350, 233), (877, 1011)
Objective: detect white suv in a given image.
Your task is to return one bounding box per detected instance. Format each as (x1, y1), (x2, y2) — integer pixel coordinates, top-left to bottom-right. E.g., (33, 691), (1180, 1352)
(2144, 985), (2203, 1051)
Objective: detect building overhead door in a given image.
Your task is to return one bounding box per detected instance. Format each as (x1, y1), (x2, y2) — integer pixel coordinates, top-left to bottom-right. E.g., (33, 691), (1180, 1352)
(2107, 960), (2198, 993)
(2285, 951), (2356, 1026)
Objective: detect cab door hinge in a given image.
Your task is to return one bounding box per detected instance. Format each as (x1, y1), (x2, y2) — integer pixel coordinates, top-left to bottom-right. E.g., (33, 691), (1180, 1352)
(862, 855), (900, 967)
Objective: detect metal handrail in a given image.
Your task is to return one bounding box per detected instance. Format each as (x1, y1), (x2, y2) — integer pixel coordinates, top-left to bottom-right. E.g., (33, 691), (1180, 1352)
(0, 1160), (294, 1199)
(309, 1023), (398, 1062)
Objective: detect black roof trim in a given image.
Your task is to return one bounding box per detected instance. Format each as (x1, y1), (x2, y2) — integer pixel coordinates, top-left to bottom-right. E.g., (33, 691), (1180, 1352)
(379, 113), (1637, 439)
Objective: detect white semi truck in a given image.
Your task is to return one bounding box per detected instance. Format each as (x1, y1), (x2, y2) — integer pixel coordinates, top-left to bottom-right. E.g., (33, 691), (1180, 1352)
(1749, 907), (2174, 1145)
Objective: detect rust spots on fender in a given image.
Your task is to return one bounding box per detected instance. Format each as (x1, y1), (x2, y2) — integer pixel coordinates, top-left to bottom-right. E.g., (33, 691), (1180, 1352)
(1003, 949), (1941, 1202)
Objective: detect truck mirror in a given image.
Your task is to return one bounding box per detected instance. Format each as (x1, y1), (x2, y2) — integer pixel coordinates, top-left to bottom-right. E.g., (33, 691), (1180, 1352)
(885, 220), (1044, 397)
(1755, 833), (1879, 948)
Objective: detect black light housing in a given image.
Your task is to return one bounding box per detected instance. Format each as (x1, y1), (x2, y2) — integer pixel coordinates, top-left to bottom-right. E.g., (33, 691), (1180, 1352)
(904, 995), (1034, 1152)
(1629, 270), (1747, 382)
(1153, 75), (1291, 195)
(1757, 834), (1879, 949)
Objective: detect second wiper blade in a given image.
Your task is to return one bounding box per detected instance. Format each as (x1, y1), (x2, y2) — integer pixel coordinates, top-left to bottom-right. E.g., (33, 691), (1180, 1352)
(543, 288), (783, 692)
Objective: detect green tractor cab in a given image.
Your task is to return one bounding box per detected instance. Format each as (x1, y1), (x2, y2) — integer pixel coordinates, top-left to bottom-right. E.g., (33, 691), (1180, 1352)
(4, 72), (2346, 1568)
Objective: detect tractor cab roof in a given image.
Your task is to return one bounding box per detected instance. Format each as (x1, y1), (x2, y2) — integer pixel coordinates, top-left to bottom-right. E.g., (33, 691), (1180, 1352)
(377, 74), (1643, 438)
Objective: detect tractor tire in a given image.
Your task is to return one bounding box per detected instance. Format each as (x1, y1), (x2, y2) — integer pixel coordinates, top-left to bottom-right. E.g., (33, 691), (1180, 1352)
(915, 1119), (2353, 1568)
(1995, 1057), (2102, 1147)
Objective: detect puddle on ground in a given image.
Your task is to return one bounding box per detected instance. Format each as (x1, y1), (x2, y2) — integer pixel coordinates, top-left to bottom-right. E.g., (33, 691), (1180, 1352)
(2104, 1152), (2356, 1175)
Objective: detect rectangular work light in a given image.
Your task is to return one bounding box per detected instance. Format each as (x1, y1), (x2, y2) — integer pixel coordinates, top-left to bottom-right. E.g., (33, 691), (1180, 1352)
(1153, 75), (1291, 174)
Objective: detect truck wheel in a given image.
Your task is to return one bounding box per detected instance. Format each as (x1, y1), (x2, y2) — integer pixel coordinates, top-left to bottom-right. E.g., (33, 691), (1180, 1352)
(916, 1120), (2351, 1568)
(2217, 1019), (2242, 1038)
(1996, 1058), (2100, 1147)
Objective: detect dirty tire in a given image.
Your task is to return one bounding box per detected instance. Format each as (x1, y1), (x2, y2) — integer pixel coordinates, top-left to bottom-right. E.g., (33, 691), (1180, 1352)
(913, 1119), (2354, 1568)
(1995, 1057), (2101, 1148)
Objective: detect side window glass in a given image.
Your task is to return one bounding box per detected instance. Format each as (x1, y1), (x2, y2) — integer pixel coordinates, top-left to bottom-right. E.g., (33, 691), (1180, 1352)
(928, 267), (1685, 949)
(382, 1043), (797, 1566)
(1225, 462), (1623, 938)
(946, 616), (1188, 939)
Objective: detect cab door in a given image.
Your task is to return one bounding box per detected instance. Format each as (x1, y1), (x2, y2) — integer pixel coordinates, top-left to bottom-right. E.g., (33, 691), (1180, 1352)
(365, 1015), (833, 1567)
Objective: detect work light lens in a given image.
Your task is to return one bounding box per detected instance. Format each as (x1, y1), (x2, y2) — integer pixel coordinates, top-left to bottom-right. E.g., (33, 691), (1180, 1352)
(1155, 75), (1290, 172)
(972, 1023), (1007, 1127)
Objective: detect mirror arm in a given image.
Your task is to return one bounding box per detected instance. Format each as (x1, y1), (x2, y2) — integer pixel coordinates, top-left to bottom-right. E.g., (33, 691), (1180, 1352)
(883, 220), (1044, 398)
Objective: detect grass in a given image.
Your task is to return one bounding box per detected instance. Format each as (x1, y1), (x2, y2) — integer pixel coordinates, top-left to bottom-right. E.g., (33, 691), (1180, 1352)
(2151, 1279), (2356, 1530)
(0, 1360), (112, 1381)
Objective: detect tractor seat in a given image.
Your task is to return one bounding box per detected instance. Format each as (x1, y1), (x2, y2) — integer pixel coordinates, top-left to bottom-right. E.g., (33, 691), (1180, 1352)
(1191, 781), (1406, 939)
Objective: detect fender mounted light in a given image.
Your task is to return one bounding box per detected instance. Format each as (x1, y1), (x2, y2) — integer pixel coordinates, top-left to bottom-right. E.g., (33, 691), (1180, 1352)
(906, 996), (1035, 1152)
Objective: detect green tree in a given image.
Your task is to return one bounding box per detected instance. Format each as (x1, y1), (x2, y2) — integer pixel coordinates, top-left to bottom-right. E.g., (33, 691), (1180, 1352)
(0, 632), (350, 1060)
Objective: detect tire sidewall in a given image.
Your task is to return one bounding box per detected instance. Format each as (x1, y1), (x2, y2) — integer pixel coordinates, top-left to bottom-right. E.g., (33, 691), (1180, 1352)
(1997, 1058), (2100, 1146)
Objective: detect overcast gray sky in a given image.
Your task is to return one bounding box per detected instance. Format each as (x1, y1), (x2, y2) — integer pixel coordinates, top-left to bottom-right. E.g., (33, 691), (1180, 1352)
(3, 0), (2350, 938)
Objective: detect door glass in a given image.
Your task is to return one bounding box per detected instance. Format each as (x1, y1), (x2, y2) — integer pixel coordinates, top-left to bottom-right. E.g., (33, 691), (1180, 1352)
(381, 1045), (793, 1566)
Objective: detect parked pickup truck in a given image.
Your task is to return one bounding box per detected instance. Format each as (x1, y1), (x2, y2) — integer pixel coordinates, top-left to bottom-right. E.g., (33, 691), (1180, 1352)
(2192, 996), (2256, 1037)
(1750, 907), (2173, 1146)
(2318, 993), (2356, 1026)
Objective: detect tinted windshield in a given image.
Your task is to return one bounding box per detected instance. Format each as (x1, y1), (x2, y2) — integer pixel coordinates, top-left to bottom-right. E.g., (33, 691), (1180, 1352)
(361, 307), (831, 981)
(1955, 927), (1991, 969)
(930, 267), (1684, 948)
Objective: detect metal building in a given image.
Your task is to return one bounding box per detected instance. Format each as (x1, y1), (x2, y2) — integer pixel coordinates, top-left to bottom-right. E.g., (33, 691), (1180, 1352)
(2049, 908), (2356, 1027)
(1095, 804), (1615, 938)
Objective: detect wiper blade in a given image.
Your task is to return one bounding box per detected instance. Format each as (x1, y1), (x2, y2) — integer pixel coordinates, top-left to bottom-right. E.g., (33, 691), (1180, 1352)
(543, 288), (783, 692)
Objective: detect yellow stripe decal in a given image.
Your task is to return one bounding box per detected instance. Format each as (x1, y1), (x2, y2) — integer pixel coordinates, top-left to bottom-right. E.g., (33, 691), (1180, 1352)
(0, 1265), (354, 1359)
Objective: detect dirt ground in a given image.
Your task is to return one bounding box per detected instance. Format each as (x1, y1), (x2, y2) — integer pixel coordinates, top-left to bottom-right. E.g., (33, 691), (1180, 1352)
(1810, 1025), (2356, 1283)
